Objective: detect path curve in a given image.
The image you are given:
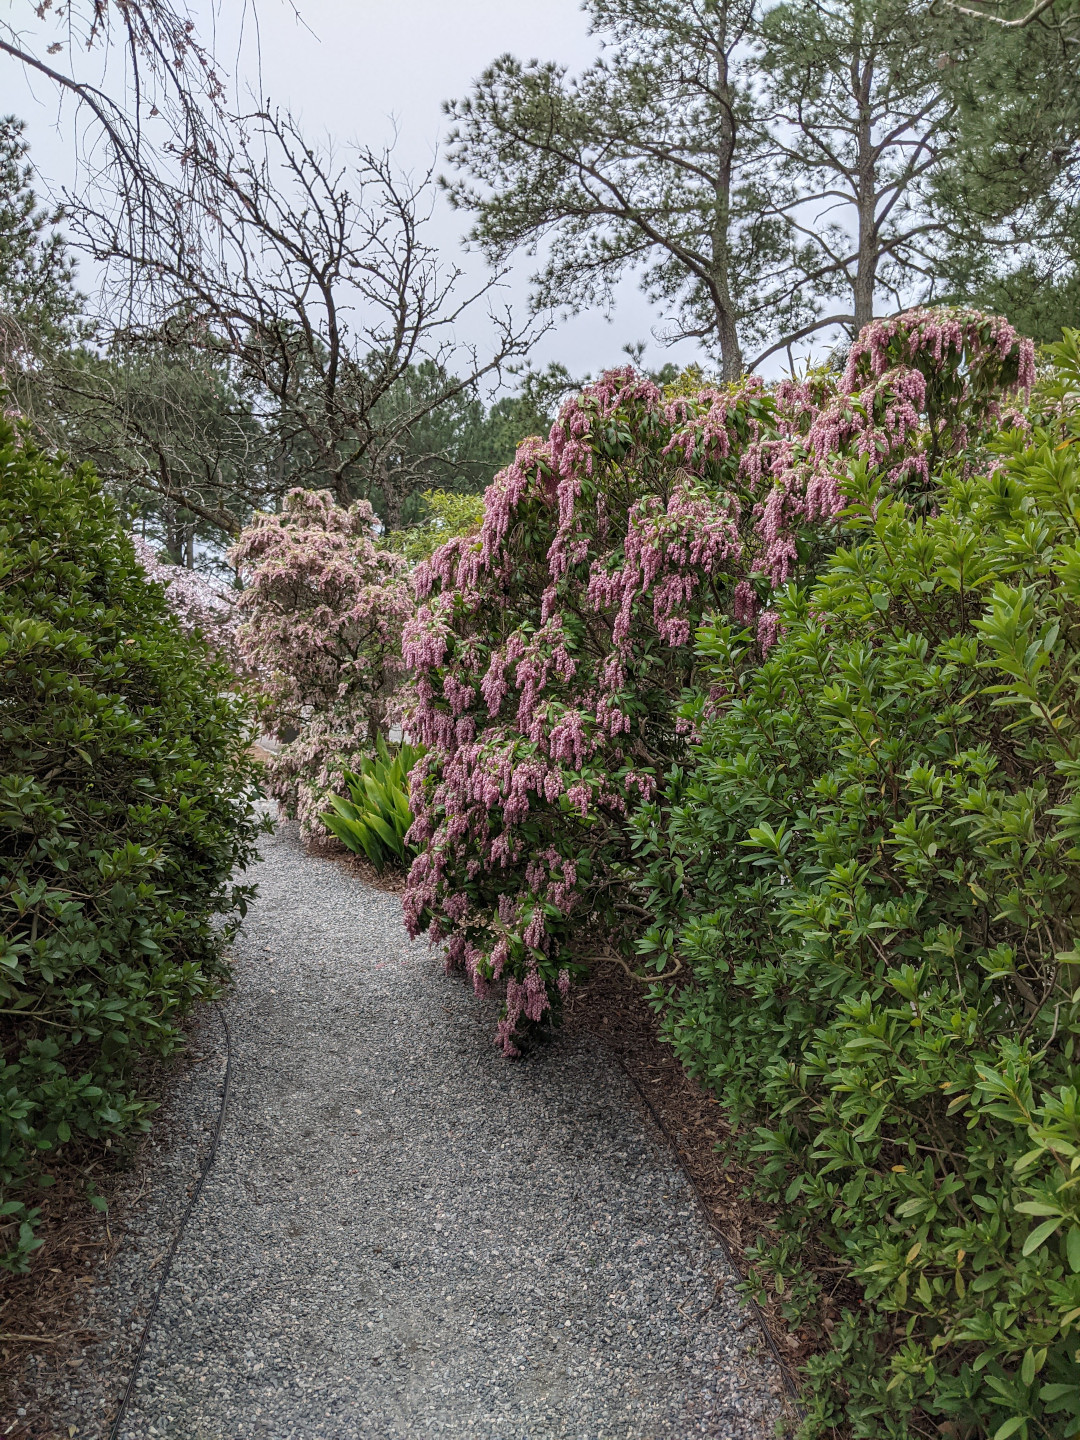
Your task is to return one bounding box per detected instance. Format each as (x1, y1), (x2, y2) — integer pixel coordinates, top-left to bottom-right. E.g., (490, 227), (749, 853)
(113, 820), (787, 1439)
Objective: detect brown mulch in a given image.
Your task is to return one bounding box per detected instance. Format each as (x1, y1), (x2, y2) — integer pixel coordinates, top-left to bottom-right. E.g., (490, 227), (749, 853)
(0, 1029), (216, 1438)
(1, 1144), (134, 1438)
(563, 957), (850, 1399)
(0, 1155), (115, 1339)
(303, 833), (409, 893)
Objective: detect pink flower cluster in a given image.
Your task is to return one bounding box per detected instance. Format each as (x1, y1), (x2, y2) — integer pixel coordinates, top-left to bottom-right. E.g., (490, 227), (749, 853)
(833, 307), (1036, 488)
(402, 309), (1035, 1053)
(131, 536), (240, 666)
(842, 307), (1036, 393)
(230, 488), (413, 836)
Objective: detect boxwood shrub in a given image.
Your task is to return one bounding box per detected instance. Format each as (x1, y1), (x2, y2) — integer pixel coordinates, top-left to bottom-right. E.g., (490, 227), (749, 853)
(631, 342), (1080, 1437)
(0, 419), (264, 1271)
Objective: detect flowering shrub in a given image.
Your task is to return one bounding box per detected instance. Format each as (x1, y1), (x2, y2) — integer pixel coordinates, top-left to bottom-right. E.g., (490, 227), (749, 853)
(131, 535), (240, 666)
(231, 488), (413, 836)
(403, 308), (1034, 1053)
(630, 340), (1080, 1436)
(1, 424), (263, 1271)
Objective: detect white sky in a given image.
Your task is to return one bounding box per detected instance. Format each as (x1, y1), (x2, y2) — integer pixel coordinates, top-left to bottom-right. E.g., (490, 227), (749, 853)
(1, 0), (715, 388)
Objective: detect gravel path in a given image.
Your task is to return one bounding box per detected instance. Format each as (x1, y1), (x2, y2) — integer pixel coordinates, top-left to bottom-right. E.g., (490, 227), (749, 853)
(98, 819), (788, 1439)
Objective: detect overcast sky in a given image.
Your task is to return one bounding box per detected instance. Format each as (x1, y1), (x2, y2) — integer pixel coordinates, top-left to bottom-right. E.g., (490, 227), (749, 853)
(2, 0), (713, 388)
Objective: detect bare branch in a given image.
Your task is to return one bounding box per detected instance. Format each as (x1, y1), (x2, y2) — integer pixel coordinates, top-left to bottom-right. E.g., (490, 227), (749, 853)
(73, 106), (547, 530)
(748, 314), (857, 371)
(942, 0), (1062, 26)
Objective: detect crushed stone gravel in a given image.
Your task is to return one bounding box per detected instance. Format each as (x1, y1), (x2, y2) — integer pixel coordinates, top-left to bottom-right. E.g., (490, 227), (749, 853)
(60, 819), (791, 1438)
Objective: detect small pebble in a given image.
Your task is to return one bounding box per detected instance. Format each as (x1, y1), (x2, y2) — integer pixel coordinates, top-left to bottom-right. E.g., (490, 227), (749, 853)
(51, 816), (790, 1438)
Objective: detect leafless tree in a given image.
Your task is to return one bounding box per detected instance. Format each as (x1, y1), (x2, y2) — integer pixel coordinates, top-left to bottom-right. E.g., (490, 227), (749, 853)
(0, 2), (234, 263)
(73, 108), (545, 531)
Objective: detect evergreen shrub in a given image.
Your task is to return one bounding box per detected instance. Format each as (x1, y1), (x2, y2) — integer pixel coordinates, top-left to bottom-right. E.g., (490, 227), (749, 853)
(231, 487), (413, 838)
(631, 339), (1080, 1437)
(403, 309), (1034, 1053)
(0, 421), (263, 1272)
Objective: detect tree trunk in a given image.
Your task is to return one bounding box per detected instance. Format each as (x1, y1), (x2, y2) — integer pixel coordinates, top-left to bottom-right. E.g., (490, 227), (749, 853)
(717, 302), (744, 383)
(381, 478), (404, 533)
(165, 503), (183, 564)
(852, 44), (878, 338)
(710, 19), (745, 381)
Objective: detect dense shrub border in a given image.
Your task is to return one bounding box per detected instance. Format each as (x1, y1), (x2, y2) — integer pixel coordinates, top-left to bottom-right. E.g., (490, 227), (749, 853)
(631, 340), (1080, 1437)
(403, 308), (1034, 1054)
(0, 421), (265, 1272)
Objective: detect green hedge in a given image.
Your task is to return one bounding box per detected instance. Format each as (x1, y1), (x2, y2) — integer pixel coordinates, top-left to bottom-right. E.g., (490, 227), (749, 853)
(0, 419), (264, 1271)
(632, 346), (1080, 1437)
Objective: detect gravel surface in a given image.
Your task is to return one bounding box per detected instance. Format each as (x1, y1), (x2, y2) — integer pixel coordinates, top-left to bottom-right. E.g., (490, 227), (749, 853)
(68, 819), (790, 1439)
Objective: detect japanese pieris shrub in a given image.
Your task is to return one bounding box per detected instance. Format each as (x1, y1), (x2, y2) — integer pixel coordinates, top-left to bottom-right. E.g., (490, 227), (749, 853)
(0, 422), (263, 1272)
(130, 534), (240, 668)
(403, 309), (1034, 1054)
(231, 488), (414, 837)
(631, 341), (1080, 1437)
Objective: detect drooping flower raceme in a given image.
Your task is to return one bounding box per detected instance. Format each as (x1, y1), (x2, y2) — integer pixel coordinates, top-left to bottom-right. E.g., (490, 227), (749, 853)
(231, 488), (413, 836)
(402, 308), (1034, 1054)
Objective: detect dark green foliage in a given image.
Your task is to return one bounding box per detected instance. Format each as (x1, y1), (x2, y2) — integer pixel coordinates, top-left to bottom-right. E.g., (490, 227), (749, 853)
(932, 10), (1080, 344)
(322, 737), (425, 872)
(948, 259), (1080, 351)
(0, 114), (79, 346)
(631, 344), (1080, 1436)
(37, 340), (267, 573)
(445, 0), (1080, 368)
(377, 361), (569, 531)
(0, 420), (265, 1271)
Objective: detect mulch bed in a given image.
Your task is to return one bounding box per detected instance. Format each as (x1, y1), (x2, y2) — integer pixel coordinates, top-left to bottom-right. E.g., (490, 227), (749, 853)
(1, 1036), (214, 1438)
(1, 1156), (117, 1434)
(1, 1128), (151, 1438)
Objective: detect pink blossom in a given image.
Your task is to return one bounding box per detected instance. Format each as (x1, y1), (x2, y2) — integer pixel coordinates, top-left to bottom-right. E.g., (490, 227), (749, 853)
(132, 537), (240, 666)
(757, 610), (782, 654)
(401, 308), (1036, 1052)
(230, 488), (413, 836)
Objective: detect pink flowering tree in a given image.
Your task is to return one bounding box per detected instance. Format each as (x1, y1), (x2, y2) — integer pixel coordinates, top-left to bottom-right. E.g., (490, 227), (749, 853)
(131, 535), (241, 667)
(402, 307), (1035, 1054)
(231, 488), (413, 836)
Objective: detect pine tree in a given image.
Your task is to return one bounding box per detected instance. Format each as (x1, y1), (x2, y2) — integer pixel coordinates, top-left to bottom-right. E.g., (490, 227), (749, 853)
(0, 115), (79, 376)
(442, 0), (794, 380)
